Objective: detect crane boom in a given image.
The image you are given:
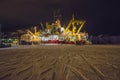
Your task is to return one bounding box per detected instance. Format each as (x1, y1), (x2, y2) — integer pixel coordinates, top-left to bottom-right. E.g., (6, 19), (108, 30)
(40, 22), (44, 30)
(27, 30), (35, 36)
(77, 21), (86, 34)
(64, 14), (75, 34)
(64, 20), (72, 33)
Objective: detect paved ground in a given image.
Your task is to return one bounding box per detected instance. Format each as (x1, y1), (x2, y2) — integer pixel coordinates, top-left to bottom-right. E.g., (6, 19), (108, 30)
(0, 45), (120, 80)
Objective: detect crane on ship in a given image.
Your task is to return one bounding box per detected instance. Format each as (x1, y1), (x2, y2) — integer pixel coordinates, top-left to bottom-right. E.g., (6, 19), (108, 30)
(20, 26), (40, 44)
(63, 14), (86, 43)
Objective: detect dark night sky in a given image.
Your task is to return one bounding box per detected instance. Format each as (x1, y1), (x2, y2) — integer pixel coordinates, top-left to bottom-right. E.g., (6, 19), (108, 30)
(0, 0), (120, 35)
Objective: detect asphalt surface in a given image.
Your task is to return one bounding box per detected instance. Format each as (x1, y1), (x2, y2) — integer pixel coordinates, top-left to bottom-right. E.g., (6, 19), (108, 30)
(0, 45), (120, 80)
